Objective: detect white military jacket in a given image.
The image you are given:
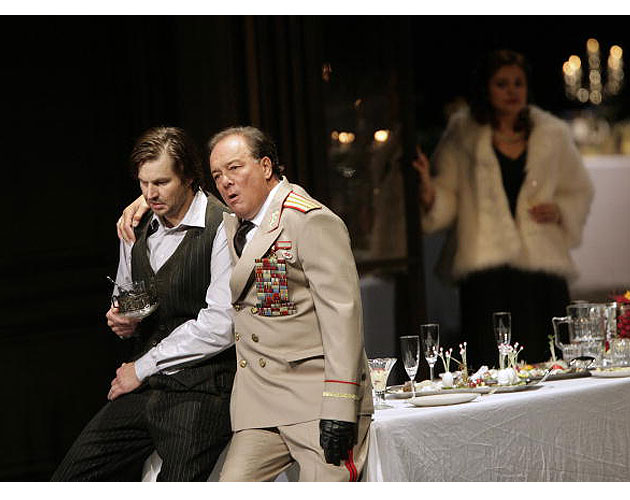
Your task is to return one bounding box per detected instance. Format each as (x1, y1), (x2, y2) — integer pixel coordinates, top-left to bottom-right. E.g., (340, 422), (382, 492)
(224, 178), (373, 431)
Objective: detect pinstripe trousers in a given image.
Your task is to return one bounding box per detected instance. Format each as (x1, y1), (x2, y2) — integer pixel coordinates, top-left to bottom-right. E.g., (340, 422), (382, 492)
(51, 356), (234, 481)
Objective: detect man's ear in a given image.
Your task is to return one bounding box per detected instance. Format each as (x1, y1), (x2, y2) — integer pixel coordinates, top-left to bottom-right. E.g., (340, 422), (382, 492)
(261, 156), (274, 180)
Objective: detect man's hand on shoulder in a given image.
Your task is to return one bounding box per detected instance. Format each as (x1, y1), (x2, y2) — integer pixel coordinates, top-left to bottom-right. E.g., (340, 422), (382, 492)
(106, 306), (141, 339)
(108, 362), (141, 401)
(116, 195), (150, 244)
(319, 419), (357, 466)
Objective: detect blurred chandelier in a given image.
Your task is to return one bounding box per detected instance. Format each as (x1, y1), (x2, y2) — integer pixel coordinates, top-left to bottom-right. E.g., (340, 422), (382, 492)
(563, 38), (624, 105)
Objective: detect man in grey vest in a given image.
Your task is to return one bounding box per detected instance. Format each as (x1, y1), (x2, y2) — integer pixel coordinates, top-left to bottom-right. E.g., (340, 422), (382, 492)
(115, 126), (373, 480)
(52, 127), (235, 481)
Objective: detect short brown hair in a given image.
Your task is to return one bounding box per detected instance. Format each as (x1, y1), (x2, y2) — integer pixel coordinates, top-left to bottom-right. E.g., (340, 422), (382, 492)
(130, 126), (206, 192)
(207, 126), (285, 178)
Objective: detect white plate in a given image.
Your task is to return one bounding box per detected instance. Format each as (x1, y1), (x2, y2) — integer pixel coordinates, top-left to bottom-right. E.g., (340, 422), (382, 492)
(386, 384), (442, 399)
(591, 367), (630, 378)
(409, 392), (479, 407)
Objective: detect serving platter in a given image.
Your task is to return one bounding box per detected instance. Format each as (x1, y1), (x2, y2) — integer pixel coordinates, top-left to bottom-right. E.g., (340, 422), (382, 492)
(474, 382), (542, 394)
(386, 379), (543, 398)
(591, 367), (630, 378)
(529, 369), (591, 382)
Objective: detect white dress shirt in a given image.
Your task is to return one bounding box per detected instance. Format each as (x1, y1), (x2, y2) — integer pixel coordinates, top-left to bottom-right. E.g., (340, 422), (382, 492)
(114, 190), (234, 381)
(238, 182), (282, 250)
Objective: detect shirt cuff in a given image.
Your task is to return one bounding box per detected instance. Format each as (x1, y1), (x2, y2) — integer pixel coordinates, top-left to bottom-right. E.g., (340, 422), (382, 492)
(134, 352), (157, 381)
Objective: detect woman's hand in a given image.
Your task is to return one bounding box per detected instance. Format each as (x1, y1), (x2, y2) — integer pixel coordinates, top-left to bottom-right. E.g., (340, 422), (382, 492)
(412, 145), (435, 211)
(116, 195), (150, 244)
(528, 202), (561, 224)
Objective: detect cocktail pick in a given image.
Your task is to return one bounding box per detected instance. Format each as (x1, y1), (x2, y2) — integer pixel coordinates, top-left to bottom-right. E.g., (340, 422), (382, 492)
(106, 275), (131, 293)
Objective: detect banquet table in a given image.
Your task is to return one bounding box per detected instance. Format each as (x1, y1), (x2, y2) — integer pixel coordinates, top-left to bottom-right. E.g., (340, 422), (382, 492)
(365, 376), (630, 482)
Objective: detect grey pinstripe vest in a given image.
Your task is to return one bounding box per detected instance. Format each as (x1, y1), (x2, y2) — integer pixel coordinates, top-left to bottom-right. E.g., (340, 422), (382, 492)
(130, 194), (227, 361)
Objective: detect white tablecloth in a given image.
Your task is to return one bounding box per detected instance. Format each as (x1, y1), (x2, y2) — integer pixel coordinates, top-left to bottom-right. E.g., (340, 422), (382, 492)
(365, 376), (630, 481)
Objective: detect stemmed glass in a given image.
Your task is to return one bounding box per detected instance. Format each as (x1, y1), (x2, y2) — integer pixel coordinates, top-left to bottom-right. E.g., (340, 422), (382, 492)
(400, 336), (420, 398)
(493, 311), (511, 369)
(420, 323), (440, 382)
(367, 357), (397, 410)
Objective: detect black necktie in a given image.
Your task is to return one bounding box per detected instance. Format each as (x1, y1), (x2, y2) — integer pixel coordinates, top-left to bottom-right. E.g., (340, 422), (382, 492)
(234, 220), (255, 257)
(147, 219), (159, 237)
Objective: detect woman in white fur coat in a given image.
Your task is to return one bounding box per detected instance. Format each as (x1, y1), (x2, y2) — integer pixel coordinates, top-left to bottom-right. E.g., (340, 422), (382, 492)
(414, 50), (594, 367)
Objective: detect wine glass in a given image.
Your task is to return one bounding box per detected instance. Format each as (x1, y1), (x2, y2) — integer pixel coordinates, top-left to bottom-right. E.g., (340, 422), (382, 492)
(420, 323), (439, 382)
(367, 357), (397, 410)
(400, 336), (420, 398)
(493, 311), (511, 369)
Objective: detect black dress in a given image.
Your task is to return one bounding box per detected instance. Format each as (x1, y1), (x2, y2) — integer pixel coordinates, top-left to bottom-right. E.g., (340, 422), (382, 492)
(457, 147), (570, 369)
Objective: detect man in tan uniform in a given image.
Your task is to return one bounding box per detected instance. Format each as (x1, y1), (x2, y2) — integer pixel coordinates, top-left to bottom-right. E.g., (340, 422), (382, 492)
(208, 126), (373, 481)
(118, 126), (373, 481)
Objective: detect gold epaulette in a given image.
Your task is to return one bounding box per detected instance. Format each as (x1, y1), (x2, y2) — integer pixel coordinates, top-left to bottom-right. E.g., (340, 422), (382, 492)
(283, 191), (321, 213)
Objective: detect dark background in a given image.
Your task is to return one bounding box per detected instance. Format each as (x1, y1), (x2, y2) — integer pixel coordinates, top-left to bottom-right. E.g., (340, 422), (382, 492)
(2, 15), (629, 481)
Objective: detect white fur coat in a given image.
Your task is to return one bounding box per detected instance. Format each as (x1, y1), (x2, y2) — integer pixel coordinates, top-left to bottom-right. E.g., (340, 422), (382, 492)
(422, 105), (594, 283)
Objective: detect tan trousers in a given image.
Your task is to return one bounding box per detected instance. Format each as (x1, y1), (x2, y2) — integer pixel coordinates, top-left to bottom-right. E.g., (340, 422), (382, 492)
(219, 416), (371, 482)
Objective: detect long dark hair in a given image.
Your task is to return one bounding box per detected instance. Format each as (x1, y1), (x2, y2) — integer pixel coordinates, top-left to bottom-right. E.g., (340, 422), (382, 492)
(469, 49), (533, 134)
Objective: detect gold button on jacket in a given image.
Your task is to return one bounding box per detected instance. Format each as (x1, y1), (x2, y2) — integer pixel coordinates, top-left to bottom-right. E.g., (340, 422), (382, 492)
(239, 359), (248, 368)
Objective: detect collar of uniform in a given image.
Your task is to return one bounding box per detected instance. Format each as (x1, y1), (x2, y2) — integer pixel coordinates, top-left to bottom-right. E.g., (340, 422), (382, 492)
(248, 180), (282, 229)
(151, 189), (207, 232)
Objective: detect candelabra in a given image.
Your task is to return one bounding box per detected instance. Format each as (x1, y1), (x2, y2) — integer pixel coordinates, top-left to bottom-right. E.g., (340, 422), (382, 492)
(563, 38), (624, 105)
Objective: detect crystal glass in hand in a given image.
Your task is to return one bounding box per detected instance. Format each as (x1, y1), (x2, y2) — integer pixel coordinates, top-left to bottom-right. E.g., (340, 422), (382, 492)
(420, 323), (439, 382)
(368, 357), (397, 410)
(111, 279), (159, 320)
(400, 335), (420, 398)
(493, 311), (511, 368)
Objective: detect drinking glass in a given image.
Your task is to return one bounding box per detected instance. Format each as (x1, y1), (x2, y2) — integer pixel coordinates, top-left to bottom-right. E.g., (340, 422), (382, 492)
(400, 336), (420, 398)
(493, 312), (511, 369)
(368, 357), (397, 410)
(553, 303), (606, 364)
(560, 342), (582, 363)
(111, 279), (159, 320)
(604, 302), (618, 341)
(420, 323), (439, 382)
(610, 337), (630, 367)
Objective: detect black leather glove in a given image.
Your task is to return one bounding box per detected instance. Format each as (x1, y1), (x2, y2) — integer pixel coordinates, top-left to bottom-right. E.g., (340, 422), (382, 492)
(319, 419), (357, 466)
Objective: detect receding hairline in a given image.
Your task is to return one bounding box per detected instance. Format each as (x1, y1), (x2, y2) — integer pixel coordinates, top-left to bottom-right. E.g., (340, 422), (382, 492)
(209, 131), (254, 157)
(208, 133), (262, 173)
(208, 125), (283, 178)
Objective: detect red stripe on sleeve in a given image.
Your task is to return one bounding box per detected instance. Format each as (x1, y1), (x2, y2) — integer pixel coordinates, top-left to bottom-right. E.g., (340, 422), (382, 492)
(324, 379), (360, 386)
